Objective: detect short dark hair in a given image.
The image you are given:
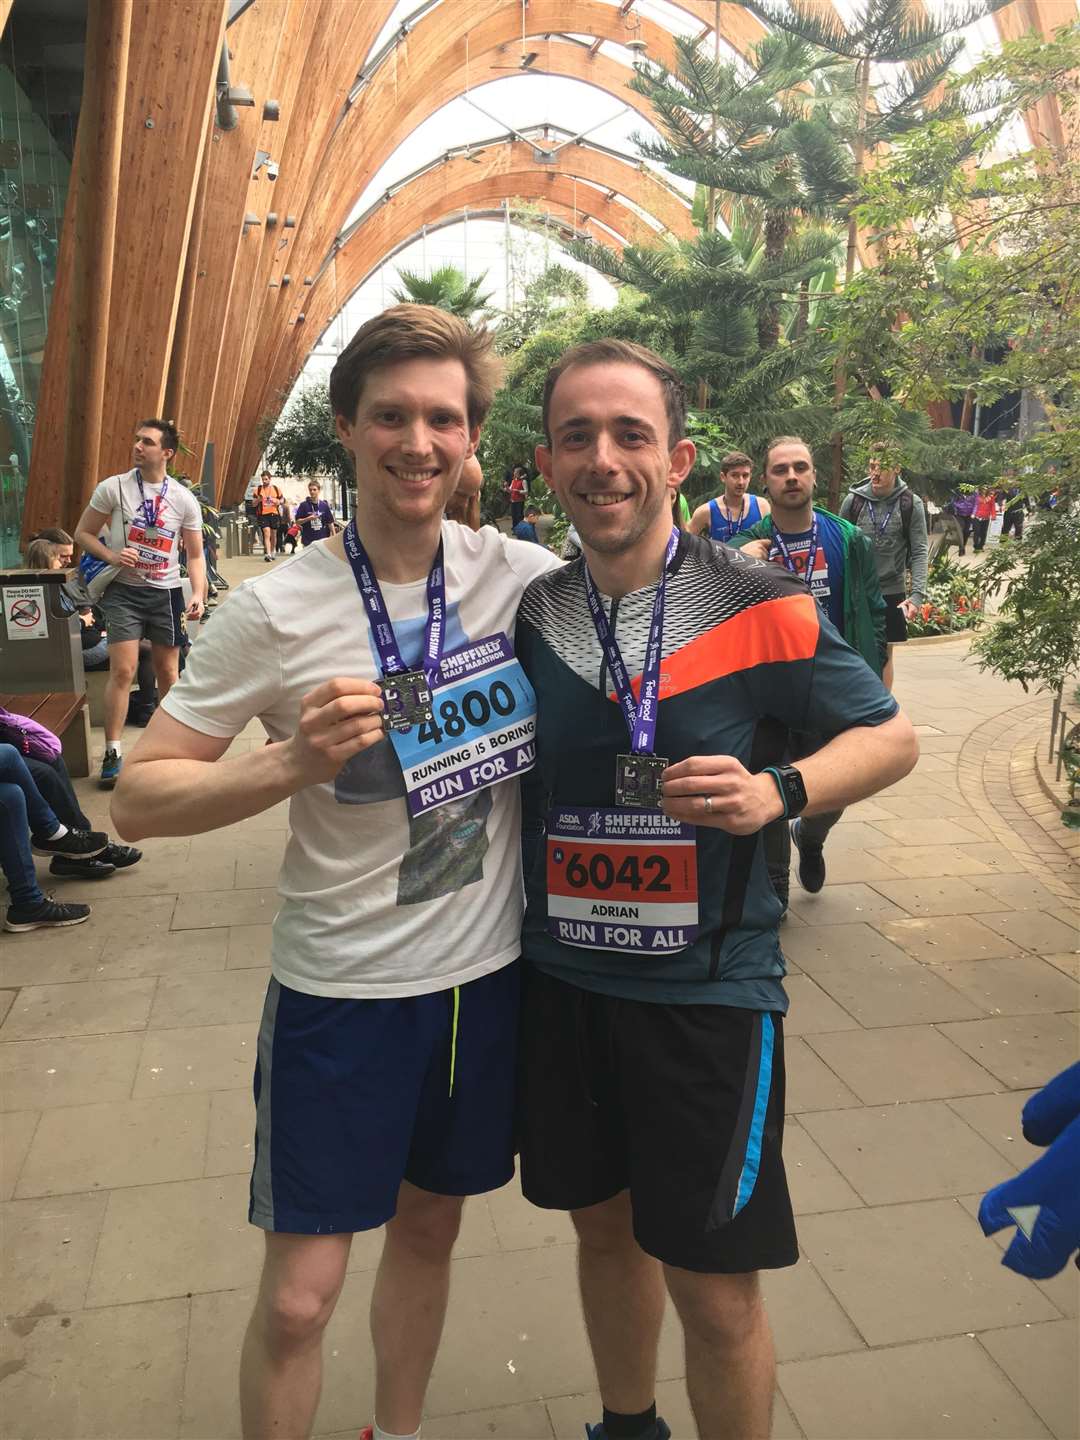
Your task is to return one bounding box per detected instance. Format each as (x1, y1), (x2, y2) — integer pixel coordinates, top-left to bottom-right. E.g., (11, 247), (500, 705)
(329, 304), (503, 430)
(541, 339), (686, 448)
(30, 526), (72, 546)
(138, 417), (179, 453)
(763, 435), (812, 471)
(261, 471), (272, 480)
(721, 451), (753, 473)
(524, 503), (540, 516)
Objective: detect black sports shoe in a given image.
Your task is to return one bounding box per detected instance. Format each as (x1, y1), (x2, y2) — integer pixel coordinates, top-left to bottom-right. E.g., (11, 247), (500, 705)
(791, 818), (826, 893)
(5, 896), (92, 932)
(31, 828), (108, 859)
(99, 843), (142, 868)
(49, 856), (117, 880)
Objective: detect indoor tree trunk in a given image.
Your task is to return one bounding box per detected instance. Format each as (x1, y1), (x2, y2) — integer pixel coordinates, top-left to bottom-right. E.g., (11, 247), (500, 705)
(830, 54), (872, 512)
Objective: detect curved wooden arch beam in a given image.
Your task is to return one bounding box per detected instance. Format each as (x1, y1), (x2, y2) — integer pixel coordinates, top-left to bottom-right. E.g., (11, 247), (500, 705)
(281, 0), (678, 313)
(209, 0), (394, 496)
(223, 156), (688, 502)
(227, 131), (693, 499)
(221, 0), (682, 492)
(161, 0), (293, 483)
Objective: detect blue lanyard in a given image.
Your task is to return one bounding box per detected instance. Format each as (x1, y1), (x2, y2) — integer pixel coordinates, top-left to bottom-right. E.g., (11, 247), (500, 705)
(582, 528), (679, 756)
(865, 498), (898, 537)
(342, 519), (445, 684)
(134, 469), (167, 529)
(714, 497), (747, 543)
(771, 519), (819, 590)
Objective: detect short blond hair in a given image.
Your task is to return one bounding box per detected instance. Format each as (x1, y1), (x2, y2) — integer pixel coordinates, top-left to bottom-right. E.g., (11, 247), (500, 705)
(329, 304), (503, 430)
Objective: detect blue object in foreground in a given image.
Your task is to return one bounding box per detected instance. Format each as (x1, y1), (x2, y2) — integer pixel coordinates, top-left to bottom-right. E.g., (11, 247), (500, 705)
(978, 1062), (1080, 1280)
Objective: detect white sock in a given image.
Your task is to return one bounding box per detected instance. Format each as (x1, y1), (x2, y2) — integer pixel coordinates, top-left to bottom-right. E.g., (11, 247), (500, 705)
(373, 1425), (420, 1440)
(105, 741), (122, 756)
(46, 823), (69, 841)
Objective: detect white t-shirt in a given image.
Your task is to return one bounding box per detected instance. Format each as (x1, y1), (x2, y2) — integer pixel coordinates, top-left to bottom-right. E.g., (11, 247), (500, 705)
(161, 523), (561, 998)
(89, 469), (202, 590)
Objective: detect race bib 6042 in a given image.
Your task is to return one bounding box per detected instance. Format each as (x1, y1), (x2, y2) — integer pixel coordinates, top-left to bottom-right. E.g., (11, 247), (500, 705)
(546, 807), (699, 955)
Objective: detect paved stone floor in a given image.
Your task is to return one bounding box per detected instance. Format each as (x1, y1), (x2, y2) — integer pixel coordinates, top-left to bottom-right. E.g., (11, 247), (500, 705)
(1, 553), (1078, 1439)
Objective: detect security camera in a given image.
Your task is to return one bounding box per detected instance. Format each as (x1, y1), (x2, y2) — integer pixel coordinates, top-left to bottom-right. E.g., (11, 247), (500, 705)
(266, 160), (279, 182)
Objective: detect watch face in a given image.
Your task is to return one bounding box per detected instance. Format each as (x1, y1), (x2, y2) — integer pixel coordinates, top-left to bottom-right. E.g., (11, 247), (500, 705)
(782, 767), (808, 814)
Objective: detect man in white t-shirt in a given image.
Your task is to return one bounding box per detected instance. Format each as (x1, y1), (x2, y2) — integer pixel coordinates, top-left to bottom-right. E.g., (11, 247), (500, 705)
(75, 418), (206, 789)
(110, 307), (559, 1440)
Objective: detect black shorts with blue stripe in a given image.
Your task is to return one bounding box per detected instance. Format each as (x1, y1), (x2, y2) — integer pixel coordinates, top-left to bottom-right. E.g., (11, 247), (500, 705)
(518, 966), (798, 1274)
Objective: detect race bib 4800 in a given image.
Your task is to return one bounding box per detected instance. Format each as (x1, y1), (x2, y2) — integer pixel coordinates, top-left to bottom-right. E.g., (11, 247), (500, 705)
(546, 807), (699, 955)
(390, 633), (537, 817)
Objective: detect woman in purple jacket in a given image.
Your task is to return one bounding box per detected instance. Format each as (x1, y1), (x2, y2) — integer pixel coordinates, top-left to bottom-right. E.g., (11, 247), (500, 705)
(950, 490), (977, 554)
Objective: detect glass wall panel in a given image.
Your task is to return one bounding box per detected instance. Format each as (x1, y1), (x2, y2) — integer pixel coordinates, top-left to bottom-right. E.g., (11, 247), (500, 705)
(0, 0), (84, 565)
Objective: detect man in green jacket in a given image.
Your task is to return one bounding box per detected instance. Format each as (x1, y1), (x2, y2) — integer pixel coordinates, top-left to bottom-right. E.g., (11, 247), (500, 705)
(729, 436), (887, 900)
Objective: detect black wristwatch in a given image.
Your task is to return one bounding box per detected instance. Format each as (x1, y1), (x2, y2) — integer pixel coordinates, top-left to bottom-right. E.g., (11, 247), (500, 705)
(764, 765), (808, 818)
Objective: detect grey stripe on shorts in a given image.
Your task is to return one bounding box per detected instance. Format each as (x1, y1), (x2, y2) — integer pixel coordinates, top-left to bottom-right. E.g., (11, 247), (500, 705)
(250, 977), (281, 1228)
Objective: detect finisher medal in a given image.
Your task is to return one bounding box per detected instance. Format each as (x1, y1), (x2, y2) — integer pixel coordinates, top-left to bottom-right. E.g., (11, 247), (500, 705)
(615, 753), (667, 809)
(379, 668), (433, 731)
(583, 528), (679, 810)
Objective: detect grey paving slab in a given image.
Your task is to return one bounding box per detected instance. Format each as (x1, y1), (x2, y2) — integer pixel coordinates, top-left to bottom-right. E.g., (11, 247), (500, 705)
(811, 960), (984, 1028)
(784, 1037), (862, 1113)
(148, 966), (269, 1028)
(204, 1089), (255, 1177)
(875, 913), (1025, 963)
(782, 1121), (863, 1214)
(0, 1032), (144, 1112)
(931, 954), (1080, 1016)
(226, 922), (273, 968)
(779, 1335), (1052, 1439)
(134, 1020), (256, 1096)
(1, 1190), (108, 1318)
(946, 1090), (1042, 1166)
(805, 1024), (997, 1104)
(978, 1320), (1079, 1440)
(16, 1094), (210, 1197)
(0, 1296), (189, 1439)
(0, 977), (156, 1041)
(936, 1013), (1080, 1089)
(0, 1110), (37, 1200)
(789, 883), (909, 927)
(798, 1198), (1061, 1346)
(86, 1172), (262, 1307)
(978, 909), (1080, 955)
(172, 886), (279, 929)
(799, 1101), (1012, 1204)
(781, 974), (861, 1034)
(780, 921), (917, 975)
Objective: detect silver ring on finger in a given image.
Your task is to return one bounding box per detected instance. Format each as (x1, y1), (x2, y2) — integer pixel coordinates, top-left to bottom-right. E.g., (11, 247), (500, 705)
(704, 795), (713, 815)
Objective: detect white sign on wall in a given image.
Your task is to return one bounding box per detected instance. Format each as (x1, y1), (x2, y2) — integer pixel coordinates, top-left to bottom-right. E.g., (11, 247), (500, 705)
(3, 585), (49, 641)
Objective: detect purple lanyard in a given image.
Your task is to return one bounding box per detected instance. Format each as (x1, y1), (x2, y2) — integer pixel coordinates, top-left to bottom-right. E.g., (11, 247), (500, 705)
(582, 528), (679, 756)
(771, 519), (819, 590)
(134, 469), (167, 528)
(716, 497), (746, 543)
(343, 519), (445, 683)
(865, 498), (898, 537)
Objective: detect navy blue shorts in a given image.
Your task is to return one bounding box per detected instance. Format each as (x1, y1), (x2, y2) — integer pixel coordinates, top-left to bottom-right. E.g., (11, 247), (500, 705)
(249, 962), (520, 1233)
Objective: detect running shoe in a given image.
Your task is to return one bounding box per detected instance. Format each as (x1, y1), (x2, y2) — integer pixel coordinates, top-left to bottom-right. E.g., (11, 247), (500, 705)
(791, 817), (826, 893)
(99, 748), (122, 789)
(32, 828), (108, 858)
(49, 856), (116, 880)
(5, 896), (92, 932)
(99, 842), (142, 868)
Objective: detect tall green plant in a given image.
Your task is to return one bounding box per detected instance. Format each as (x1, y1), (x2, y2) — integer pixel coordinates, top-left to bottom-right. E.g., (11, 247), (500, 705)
(736, 0), (1013, 505)
(390, 264), (494, 322)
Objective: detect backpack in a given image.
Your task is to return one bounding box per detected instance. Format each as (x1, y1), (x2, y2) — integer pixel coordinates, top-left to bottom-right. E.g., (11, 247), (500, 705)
(847, 488), (924, 542)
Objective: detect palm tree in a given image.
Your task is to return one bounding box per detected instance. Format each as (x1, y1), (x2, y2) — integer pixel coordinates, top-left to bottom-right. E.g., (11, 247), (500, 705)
(391, 264), (494, 323)
(735, 0), (1012, 504)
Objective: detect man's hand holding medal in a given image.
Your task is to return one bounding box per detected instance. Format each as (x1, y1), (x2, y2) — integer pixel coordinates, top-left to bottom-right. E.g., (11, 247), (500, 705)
(283, 676), (386, 785)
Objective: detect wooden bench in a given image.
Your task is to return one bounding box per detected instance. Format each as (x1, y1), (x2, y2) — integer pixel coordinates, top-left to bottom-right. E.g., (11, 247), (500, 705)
(0, 691), (92, 779)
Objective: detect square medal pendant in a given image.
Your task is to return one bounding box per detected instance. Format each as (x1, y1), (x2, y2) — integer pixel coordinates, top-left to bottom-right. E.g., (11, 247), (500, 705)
(380, 669), (433, 732)
(615, 753), (667, 809)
